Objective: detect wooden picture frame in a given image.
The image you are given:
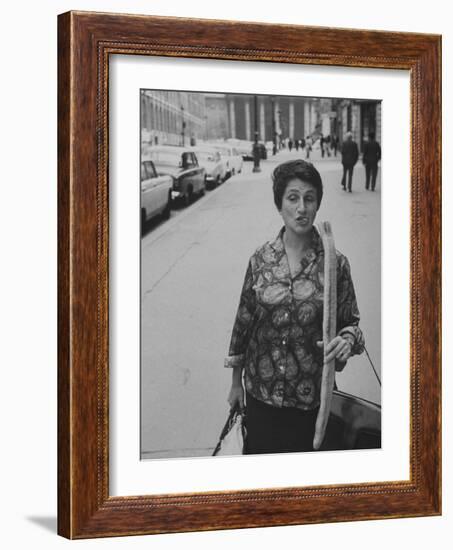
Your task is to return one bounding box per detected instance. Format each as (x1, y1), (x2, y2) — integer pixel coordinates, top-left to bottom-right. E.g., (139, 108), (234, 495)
(58, 10), (441, 539)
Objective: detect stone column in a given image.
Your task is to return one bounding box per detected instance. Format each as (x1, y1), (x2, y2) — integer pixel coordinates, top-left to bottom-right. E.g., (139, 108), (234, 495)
(352, 103), (361, 149)
(289, 101), (295, 139)
(310, 102), (317, 134)
(342, 105), (348, 138)
(376, 102), (382, 145)
(275, 99), (280, 135)
(229, 99), (236, 139)
(304, 100), (310, 137)
(259, 100), (265, 141)
(245, 99), (251, 141)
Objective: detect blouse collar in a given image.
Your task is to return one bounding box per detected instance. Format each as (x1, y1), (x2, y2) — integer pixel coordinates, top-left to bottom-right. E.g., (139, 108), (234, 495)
(268, 225), (324, 275)
(270, 226), (324, 256)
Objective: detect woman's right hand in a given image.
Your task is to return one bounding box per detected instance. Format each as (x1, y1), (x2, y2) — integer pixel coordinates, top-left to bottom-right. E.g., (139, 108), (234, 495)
(227, 383), (245, 412)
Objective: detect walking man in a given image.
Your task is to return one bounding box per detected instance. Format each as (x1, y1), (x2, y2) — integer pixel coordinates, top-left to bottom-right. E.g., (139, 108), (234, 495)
(341, 131), (359, 192)
(305, 135), (312, 159)
(332, 134), (338, 157)
(325, 134), (331, 157)
(362, 131), (381, 191)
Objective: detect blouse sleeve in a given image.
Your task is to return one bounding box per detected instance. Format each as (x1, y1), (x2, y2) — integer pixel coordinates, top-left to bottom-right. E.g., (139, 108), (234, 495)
(336, 255), (365, 356)
(224, 259), (256, 369)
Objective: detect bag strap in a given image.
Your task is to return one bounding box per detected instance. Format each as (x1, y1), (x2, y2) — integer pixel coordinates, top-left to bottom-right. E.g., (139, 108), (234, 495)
(364, 345), (381, 387)
(212, 407), (245, 456)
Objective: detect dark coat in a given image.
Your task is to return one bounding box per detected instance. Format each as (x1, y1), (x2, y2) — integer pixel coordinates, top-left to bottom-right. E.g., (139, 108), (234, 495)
(363, 140), (381, 165)
(341, 140), (359, 166)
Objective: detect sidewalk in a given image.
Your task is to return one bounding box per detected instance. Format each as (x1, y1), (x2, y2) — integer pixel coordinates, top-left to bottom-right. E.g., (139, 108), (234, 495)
(141, 153), (380, 459)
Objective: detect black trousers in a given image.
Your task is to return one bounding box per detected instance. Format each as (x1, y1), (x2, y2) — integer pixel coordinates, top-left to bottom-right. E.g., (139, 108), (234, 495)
(244, 393), (318, 454)
(365, 163), (378, 190)
(341, 164), (354, 191)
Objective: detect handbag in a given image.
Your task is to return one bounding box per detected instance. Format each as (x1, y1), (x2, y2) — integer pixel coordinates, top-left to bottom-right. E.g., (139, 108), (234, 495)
(212, 407), (247, 456)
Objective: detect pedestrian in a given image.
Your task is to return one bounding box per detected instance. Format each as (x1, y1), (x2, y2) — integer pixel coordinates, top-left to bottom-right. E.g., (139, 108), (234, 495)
(305, 135), (312, 159)
(340, 131), (359, 192)
(325, 135), (331, 157)
(288, 138), (293, 152)
(320, 134), (325, 158)
(362, 132), (381, 191)
(332, 134), (338, 157)
(225, 159), (364, 454)
(295, 139), (299, 152)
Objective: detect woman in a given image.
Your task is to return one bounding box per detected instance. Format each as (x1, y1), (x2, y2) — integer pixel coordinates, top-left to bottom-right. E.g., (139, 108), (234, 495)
(225, 159), (364, 454)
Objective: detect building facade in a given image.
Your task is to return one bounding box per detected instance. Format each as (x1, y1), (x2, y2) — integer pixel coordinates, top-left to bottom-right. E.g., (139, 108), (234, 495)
(206, 94), (321, 144)
(331, 98), (382, 151)
(141, 90), (381, 154)
(140, 90), (207, 147)
(204, 94), (230, 140)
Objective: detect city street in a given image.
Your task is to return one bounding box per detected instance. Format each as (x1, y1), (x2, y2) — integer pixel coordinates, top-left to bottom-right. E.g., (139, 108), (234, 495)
(141, 151), (381, 459)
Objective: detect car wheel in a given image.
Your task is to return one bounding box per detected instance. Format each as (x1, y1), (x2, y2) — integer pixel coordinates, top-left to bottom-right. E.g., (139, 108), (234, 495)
(162, 191), (171, 220)
(184, 187), (193, 207)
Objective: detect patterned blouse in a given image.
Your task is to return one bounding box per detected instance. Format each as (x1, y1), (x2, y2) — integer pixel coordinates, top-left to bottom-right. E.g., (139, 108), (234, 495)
(225, 227), (364, 411)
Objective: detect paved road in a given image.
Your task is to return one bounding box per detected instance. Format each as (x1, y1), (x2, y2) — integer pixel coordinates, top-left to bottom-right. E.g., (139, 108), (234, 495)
(141, 152), (381, 458)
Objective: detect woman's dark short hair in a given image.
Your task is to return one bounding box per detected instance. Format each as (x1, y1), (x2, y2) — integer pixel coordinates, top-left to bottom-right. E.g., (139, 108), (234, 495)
(272, 159), (323, 210)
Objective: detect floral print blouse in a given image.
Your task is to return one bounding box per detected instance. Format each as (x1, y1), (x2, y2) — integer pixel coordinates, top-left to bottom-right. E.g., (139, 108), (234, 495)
(224, 227), (364, 411)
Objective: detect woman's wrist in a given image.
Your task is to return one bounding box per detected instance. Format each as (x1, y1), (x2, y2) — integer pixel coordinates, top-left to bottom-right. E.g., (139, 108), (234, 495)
(231, 364), (243, 382)
(232, 374), (243, 387)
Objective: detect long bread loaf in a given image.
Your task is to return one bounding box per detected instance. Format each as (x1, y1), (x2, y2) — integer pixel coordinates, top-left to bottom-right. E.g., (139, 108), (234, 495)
(313, 221), (337, 450)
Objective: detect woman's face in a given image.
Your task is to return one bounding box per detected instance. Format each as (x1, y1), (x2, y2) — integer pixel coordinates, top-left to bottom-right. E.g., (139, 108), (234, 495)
(279, 179), (318, 236)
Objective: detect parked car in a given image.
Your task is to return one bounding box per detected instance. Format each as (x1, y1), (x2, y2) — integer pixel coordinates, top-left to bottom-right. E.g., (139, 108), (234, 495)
(226, 139), (253, 162)
(190, 146), (227, 188)
(211, 144), (243, 178)
(321, 390), (381, 451)
(147, 146), (206, 206)
(243, 141), (268, 161)
(265, 141), (274, 158)
(140, 159), (173, 229)
(258, 142), (268, 159)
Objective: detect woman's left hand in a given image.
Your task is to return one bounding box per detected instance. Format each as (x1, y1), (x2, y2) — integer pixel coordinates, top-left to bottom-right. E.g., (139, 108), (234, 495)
(317, 336), (352, 364)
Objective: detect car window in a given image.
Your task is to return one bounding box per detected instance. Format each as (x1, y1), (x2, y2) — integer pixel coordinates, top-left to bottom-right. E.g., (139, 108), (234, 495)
(181, 152), (191, 168)
(141, 160), (157, 180)
(182, 152), (197, 168)
(197, 151), (216, 162)
(148, 150), (181, 167)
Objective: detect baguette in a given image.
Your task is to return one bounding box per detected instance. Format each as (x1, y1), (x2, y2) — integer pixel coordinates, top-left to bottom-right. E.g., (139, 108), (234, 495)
(313, 221), (337, 450)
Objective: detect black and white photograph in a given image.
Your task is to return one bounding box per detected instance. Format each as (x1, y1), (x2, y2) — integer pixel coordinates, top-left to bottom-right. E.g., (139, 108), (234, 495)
(2, 0), (447, 546)
(140, 90), (382, 460)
